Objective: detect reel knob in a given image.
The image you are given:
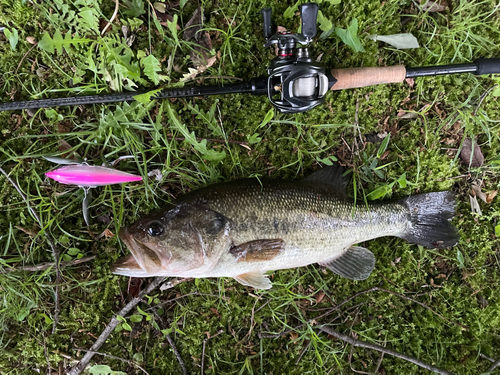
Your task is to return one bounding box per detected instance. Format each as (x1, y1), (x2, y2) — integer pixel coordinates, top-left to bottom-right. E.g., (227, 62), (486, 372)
(299, 3), (319, 41)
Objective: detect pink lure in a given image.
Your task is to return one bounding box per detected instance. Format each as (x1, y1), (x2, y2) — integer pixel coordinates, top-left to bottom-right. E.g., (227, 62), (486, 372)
(45, 165), (142, 186)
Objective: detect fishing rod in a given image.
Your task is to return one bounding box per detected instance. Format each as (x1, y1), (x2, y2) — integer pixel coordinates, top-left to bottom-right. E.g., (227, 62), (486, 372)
(1, 3), (499, 114)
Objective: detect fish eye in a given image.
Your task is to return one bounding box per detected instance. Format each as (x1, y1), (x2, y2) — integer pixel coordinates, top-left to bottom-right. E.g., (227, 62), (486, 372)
(147, 221), (164, 236)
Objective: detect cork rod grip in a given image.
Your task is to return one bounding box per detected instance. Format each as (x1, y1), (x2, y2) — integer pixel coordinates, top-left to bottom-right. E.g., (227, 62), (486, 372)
(330, 66), (407, 90)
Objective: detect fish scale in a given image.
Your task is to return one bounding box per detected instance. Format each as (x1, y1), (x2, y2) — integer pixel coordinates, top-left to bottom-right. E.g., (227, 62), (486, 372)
(113, 166), (459, 289)
(179, 179), (409, 276)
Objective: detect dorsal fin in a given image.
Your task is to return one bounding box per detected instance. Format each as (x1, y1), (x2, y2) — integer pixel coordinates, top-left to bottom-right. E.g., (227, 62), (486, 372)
(304, 163), (349, 192)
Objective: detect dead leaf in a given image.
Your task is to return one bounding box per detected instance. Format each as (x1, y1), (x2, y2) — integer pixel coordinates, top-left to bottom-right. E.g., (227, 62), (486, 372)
(460, 138), (484, 167)
(315, 291), (325, 304)
(154, 2), (166, 13)
(290, 332), (298, 341)
(103, 228), (114, 238)
(469, 193), (482, 216)
(15, 226), (39, 238)
(486, 190), (497, 204)
(405, 77), (415, 88)
(397, 110), (418, 119)
(180, 55), (217, 82)
(421, 0), (448, 12)
(26, 36), (37, 45)
(127, 278), (143, 298)
(184, 8), (203, 41)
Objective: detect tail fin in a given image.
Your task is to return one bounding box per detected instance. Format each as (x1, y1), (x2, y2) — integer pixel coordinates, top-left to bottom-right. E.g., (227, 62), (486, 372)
(400, 191), (459, 249)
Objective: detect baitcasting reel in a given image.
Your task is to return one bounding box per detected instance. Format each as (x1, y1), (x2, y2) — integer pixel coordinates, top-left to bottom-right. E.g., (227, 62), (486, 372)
(261, 3), (334, 113)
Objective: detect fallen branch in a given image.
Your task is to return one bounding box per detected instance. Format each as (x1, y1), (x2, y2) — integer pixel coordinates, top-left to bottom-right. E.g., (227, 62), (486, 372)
(74, 348), (149, 375)
(318, 325), (453, 375)
(259, 285), (468, 339)
(1, 255), (96, 274)
(488, 358), (500, 373)
(68, 277), (189, 375)
(0, 166), (62, 333)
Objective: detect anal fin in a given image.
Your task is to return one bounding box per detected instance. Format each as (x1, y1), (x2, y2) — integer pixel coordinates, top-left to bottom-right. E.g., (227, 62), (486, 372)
(230, 239), (284, 263)
(320, 246), (375, 281)
(234, 272), (272, 289)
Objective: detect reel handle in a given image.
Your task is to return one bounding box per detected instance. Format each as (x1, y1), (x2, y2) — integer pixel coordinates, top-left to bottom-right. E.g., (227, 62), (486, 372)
(261, 8), (273, 40)
(299, 3), (319, 40)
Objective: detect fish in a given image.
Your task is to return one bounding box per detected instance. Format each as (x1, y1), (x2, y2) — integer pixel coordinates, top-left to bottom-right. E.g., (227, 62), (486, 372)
(112, 164), (459, 289)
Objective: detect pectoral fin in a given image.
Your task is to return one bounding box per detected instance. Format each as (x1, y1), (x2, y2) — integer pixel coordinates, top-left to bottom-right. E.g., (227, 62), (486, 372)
(320, 246), (375, 281)
(234, 272), (272, 289)
(230, 239), (284, 263)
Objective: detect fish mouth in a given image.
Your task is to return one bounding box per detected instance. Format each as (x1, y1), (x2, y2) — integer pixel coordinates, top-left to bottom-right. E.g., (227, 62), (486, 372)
(111, 227), (164, 276)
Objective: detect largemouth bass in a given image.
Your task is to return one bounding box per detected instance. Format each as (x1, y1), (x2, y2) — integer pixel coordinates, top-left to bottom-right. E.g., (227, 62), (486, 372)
(112, 165), (459, 289)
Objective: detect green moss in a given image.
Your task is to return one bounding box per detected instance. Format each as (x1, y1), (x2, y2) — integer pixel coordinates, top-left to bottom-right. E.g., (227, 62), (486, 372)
(1, 0), (500, 373)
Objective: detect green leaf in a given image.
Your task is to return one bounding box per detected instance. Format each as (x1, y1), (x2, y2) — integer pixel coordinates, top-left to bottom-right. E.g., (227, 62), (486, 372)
(317, 11), (333, 32)
(38, 32), (54, 54)
(133, 353), (144, 363)
(325, 0), (341, 4)
(124, 0), (145, 17)
(142, 55), (162, 85)
(38, 31), (91, 55)
(366, 184), (393, 200)
(89, 365), (113, 375)
(495, 224), (500, 237)
(129, 314), (143, 322)
(116, 315), (126, 322)
(456, 250), (465, 269)
(493, 85), (500, 97)
(247, 133), (262, 144)
(258, 108), (274, 128)
(67, 247), (80, 256)
(397, 173), (407, 188)
(161, 328), (173, 336)
(4, 28), (19, 51)
(133, 88), (162, 104)
(335, 18), (365, 53)
(79, 8), (99, 31)
(316, 155), (338, 166)
(121, 322), (132, 331)
(166, 103), (226, 162)
(180, 0), (189, 10)
(284, 0), (300, 18)
(377, 133), (390, 158)
(167, 14), (179, 44)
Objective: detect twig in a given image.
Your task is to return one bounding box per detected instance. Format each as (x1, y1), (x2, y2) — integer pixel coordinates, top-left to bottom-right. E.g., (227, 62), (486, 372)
(473, 84), (498, 116)
(318, 325), (453, 375)
(480, 353), (495, 363)
(201, 329), (224, 375)
(148, 306), (188, 375)
(74, 348), (149, 375)
(295, 340), (311, 365)
(488, 358), (500, 373)
(15, 42), (38, 74)
(1, 255), (96, 273)
(0, 166), (62, 333)
(101, 0), (120, 35)
(67, 277), (189, 375)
